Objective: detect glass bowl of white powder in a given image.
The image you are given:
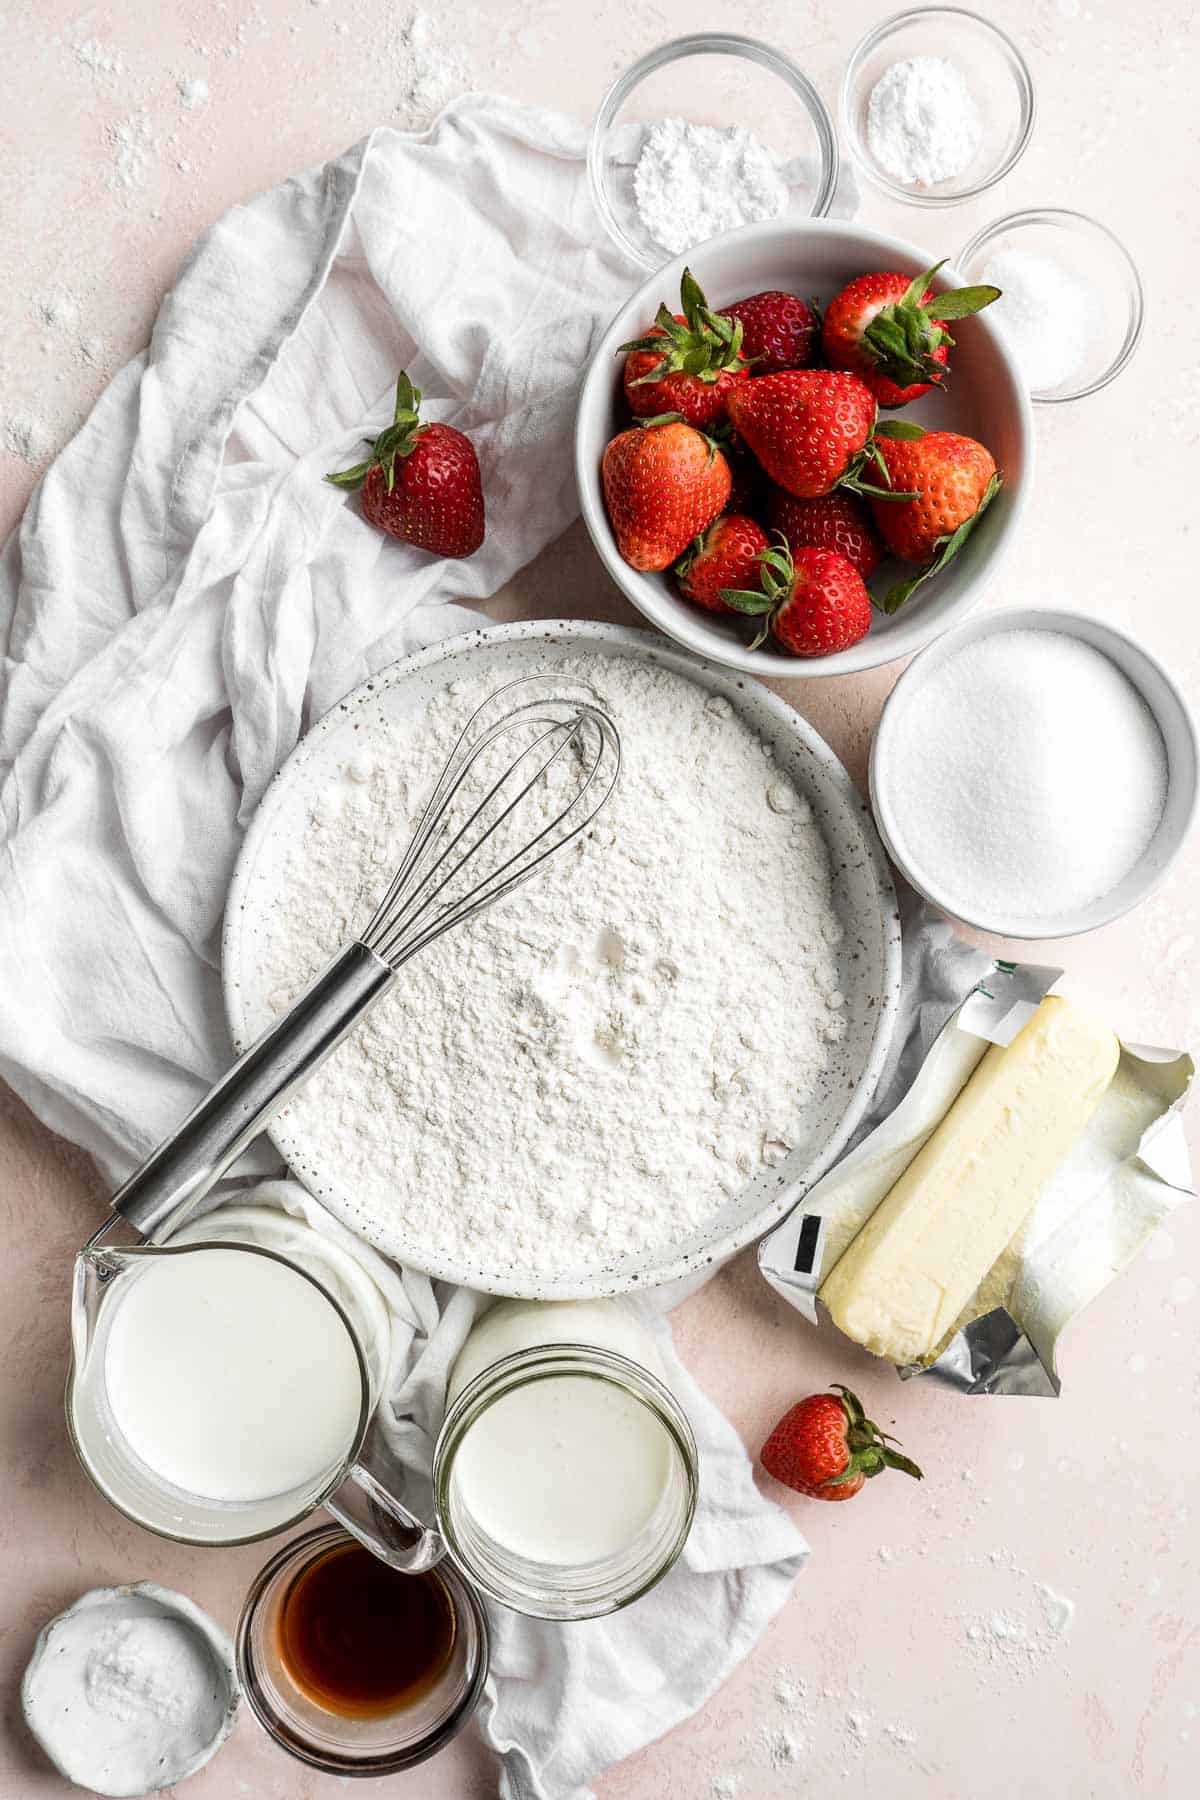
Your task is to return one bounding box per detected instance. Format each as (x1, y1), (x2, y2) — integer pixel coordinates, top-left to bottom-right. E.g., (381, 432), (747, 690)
(957, 209), (1145, 401)
(869, 609), (1197, 940)
(842, 8), (1034, 206)
(589, 33), (839, 270)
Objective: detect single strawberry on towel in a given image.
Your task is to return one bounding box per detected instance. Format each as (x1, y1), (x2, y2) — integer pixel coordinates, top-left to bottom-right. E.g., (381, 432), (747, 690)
(327, 372), (485, 559)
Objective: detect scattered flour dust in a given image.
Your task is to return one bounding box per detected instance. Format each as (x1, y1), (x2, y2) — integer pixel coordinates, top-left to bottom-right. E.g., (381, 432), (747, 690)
(634, 118), (787, 256)
(962, 1570), (1077, 1673)
(395, 10), (468, 119)
(108, 113), (157, 194)
(177, 76), (210, 109)
(255, 656), (847, 1278)
(75, 39), (125, 78)
(1, 413), (52, 465)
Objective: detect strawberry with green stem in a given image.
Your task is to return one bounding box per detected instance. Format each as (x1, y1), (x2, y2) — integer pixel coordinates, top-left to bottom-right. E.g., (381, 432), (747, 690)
(619, 268), (748, 429)
(726, 369), (909, 502)
(760, 1384), (923, 1502)
(721, 534), (872, 659)
(822, 261), (1001, 408)
(675, 514), (770, 613)
(602, 415), (731, 573)
(327, 371), (485, 559)
(869, 422), (1001, 611)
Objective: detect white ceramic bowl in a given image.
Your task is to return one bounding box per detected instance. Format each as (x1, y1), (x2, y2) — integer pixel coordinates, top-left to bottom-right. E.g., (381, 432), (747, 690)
(575, 218), (1034, 678)
(224, 620), (902, 1299)
(22, 1584), (239, 1796)
(870, 608), (1199, 939)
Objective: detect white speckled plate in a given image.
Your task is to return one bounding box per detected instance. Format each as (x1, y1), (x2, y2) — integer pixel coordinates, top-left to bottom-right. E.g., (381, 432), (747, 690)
(223, 621), (901, 1298)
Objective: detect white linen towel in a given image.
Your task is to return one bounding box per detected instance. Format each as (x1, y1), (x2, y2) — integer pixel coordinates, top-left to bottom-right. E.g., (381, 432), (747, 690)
(0, 98), (815, 1798)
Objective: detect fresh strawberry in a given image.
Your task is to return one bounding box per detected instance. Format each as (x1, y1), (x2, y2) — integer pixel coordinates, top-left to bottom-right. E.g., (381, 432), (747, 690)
(822, 261), (1000, 407)
(721, 539), (872, 658)
(726, 370), (884, 500)
(719, 289), (818, 374)
(602, 419), (731, 572)
(767, 488), (883, 579)
(760, 1385), (923, 1501)
(675, 514), (770, 613)
(870, 425), (1000, 611)
(327, 372), (485, 558)
(619, 268), (748, 429)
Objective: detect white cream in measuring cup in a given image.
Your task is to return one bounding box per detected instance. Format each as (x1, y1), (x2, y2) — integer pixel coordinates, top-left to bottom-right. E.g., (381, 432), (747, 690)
(435, 1300), (698, 1618)
(102, 1247), (362, 1504)
(68, 1226), (440, 1569)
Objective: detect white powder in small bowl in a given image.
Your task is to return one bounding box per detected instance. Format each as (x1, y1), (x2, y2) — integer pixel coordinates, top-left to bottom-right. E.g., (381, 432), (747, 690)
(633, 118), (787, 256)
(865, 56), (981, 187)
(879, 628), (1168, 926)
(982, 246), (1101, 394)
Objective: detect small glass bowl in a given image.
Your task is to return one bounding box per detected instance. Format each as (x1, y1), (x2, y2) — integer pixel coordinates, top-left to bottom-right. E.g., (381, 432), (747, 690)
(589, 33), (839, 271)
(842, 7), (1034, 206)
(236, 1526), (489, 1777)
(958, 208), (1145, 402)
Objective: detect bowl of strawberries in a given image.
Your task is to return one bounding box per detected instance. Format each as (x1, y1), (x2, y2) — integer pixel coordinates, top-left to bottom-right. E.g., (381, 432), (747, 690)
(575, 217), (1033, 674)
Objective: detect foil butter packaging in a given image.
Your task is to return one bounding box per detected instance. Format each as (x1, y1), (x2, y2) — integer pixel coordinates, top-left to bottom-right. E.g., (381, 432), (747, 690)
(759, 962), (1194, 1396)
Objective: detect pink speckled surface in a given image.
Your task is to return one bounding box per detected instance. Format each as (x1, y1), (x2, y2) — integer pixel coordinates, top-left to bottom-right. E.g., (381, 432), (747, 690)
(1, 2), (1198, 1797)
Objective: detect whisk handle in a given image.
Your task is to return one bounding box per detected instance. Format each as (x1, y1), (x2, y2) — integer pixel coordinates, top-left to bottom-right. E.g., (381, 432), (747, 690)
(112, 941), (394, 1242)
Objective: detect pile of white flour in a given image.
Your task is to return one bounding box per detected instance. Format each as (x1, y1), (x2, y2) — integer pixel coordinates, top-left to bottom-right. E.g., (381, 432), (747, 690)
(256, 655), (847, 1277)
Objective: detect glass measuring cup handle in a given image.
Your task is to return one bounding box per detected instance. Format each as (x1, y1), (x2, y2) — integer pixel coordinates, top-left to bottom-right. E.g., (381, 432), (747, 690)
(326, 1430), (447, 1575)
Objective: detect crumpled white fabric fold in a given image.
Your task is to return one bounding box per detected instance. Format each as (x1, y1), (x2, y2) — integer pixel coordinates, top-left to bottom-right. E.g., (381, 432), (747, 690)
(0, 97), (810, 1798)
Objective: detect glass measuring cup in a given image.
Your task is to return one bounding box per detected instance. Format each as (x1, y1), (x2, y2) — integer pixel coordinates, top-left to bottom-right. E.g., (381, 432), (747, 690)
(67, 1224), (445, 1571)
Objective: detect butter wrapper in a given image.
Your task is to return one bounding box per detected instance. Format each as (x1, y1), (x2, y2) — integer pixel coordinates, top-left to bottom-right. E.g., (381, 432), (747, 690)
(758, 962), (1194, 1396)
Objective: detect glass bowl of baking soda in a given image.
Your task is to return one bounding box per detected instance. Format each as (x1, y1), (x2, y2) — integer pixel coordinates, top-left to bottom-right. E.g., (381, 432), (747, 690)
(958, 209), (1145, 402)
(842, 7), (1034, 206)
(589, 33), (839, 271)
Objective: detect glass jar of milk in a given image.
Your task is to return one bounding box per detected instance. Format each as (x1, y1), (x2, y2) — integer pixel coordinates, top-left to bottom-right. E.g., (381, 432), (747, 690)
(434, 1300), (698, 1620)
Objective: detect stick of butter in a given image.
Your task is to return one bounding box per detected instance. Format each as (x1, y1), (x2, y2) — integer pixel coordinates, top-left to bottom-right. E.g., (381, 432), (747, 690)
(818, 996), (1120, 1367)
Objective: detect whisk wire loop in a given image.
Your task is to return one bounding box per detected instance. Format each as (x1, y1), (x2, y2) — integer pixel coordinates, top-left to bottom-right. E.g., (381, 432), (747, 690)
(362, 680), (620, 971)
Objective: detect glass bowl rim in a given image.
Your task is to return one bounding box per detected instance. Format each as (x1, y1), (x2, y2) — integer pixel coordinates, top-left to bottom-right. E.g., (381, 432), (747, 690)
(588, 30), (840, 269)
(840, 5), (1036, 208)
(957, 206), (1146, 402)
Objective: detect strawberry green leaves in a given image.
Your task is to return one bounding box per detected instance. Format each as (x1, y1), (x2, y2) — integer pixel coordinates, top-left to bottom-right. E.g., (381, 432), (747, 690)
(862, 260), (1000, 392)
(883, 471), (1002, 614)
(327, 371), (429, 493)
(619, 266), (747, 386)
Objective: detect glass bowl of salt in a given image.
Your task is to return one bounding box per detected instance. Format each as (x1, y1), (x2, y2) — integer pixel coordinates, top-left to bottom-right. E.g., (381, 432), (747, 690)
(841, 7), (1034, 207)
(588, 33), (839, 272)
(958, 209), (1145, 402)
(869, 609), (1197, 941)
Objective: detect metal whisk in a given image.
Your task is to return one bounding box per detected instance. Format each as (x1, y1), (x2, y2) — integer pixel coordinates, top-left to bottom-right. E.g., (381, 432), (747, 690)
(100, 675), (620, 1245)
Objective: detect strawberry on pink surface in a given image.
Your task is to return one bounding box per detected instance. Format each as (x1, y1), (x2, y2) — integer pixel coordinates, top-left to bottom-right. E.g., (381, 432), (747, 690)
(760, 1385), (923, 1501)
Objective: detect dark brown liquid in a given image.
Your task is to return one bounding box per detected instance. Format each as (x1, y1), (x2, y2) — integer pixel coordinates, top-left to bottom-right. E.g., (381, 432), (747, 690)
(276, 1541), (457, 1719)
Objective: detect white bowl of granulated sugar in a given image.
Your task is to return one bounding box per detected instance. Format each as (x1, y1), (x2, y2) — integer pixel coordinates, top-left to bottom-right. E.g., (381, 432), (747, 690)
(869, 608), (1198, 939)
